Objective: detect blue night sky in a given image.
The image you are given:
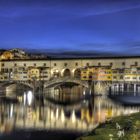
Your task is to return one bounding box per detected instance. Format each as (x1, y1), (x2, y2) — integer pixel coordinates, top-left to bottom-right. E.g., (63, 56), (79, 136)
(0, 0), (140, 55)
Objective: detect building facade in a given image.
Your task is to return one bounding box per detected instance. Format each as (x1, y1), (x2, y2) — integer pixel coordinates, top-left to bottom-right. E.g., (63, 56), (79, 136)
(0, 49), (140, 82)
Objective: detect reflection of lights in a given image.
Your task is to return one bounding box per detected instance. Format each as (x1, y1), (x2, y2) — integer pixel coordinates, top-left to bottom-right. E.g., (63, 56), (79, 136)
(61, 109), (65, 123)
(55, 69), (59, 73)
(89, 89), (92, 95)
(24, 92), (26, 105)
(10, 104), (13, 118)
(51, 110), (54, 119)
(83, 90), (85, 95)
(27, 91), (33, 106)
(56, 108), (59, 119)
(71, 110), (76, 123)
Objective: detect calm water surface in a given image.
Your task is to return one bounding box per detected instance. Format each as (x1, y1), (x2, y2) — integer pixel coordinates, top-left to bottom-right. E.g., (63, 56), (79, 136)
(0, 85), (140, 140)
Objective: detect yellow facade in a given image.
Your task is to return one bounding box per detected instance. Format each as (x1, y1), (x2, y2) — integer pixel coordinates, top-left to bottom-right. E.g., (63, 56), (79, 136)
(0, 51), (13, 60)
(81, 66), (112, 81)
(81, 67), (93, 81)
(124, 67), (140, 81)
(96, 67), (112, 81)
(28, 67), (40, 80)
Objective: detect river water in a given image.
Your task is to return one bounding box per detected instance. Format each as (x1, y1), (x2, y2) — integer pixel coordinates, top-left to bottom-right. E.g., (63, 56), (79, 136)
(0, 84), (140, 140)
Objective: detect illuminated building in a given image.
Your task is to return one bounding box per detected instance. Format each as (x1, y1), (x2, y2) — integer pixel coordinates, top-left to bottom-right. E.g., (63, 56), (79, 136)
(0, 49), (140, 82)
(81, 66), (112, 81)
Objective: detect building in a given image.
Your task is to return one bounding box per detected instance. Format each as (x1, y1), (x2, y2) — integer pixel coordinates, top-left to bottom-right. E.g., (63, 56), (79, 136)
(81, 66), (112, 81)
(0, 51), (13, 60)
(0, 49), (140, 82)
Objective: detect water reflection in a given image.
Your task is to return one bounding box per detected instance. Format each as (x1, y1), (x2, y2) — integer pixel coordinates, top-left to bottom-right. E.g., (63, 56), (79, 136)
(0, 94), (140, 135)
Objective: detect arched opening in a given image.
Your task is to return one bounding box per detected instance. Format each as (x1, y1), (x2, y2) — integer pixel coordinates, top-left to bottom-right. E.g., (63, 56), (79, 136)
(74, 69), (81, 79)
(63, 69), (71, 77)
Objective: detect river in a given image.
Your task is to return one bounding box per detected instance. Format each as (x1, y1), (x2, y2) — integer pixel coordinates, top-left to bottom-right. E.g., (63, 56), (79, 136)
(0, 84), (140, 140)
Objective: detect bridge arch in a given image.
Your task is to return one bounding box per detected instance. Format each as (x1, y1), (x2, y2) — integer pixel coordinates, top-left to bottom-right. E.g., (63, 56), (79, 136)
(44, 77), (89, 88)
(61, 68), (71, 77)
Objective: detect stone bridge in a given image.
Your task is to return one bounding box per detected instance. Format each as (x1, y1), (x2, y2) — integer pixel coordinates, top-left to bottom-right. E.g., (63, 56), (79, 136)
(44, 77), (89, 88)
(2, 80), (140, 96)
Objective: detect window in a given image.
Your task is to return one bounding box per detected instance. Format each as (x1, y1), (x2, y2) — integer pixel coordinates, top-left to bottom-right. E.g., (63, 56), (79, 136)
(89, 76), (92, 79)
(64, 63), (67, 66)
(119, 69), (124, 73)
(24, 63), (26, 67)
(2, 63), (4, 67)
(122, 62), (125, 66)
(1, 68), (4, 73)
(54, 63), (57, 66)
(113, 71), (117, 74)
(43, 72), (48, 74)
(86, 63), (89, 66)
(98, 62), (101, 66)
(14, 63), (17, 67)
(3, 68), (7, 73)
(4, 76), (7, 79)
(120, 76), (123, 79)
(75, 63), (78, 66)
(135, 62), (138, 66)
(34, 63), (36, 66)
(9, 68), (12, 72)
(110, 62), (113, 66)
(44, 63), (46, 66)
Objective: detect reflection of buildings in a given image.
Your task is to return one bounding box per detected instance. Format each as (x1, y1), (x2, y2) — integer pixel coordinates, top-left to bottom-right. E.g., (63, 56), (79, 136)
(0, 97), (140, 133)
(0, 49), (140, 82)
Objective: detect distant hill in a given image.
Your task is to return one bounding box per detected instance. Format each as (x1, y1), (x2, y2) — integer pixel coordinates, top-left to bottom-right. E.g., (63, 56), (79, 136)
(25, 49), (117, 58)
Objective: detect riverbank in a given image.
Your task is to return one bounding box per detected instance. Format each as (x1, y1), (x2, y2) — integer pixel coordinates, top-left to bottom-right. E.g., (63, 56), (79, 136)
(77, 112), (140, 140)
